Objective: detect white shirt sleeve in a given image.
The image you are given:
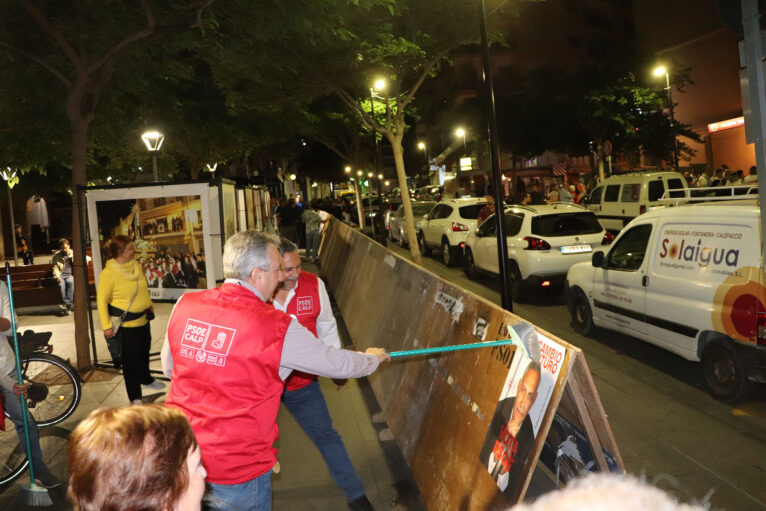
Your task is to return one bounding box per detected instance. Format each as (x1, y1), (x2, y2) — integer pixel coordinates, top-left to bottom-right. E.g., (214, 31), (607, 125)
(161, 297), (185, 378)
(279, 318), (379, 380)
(315, 278), (341, 349)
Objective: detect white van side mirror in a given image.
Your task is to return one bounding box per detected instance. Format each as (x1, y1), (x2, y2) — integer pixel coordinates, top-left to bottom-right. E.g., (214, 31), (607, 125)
(592, 251), (606, 268)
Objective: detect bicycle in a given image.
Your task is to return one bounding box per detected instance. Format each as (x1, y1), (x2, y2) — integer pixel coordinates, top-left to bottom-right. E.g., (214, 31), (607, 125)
(0, 330), (82, 487)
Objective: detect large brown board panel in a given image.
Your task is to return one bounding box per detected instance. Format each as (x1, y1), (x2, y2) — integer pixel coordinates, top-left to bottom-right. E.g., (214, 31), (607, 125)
(319, 220), (623, 508)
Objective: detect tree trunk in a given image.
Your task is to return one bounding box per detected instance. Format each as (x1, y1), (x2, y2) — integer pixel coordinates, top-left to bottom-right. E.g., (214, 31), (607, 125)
(389, 132), (422, 265)
(353, 174), (364, 230)
(67, 84), (94, 371)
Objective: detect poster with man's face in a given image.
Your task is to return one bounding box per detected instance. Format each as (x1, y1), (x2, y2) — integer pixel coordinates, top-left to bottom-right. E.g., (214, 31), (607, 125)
(478, 323), (567, 500)
(87, 184), (215, 301)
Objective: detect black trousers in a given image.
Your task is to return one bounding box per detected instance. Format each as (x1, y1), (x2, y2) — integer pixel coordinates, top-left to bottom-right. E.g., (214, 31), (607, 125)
(120, 323), (153, 401)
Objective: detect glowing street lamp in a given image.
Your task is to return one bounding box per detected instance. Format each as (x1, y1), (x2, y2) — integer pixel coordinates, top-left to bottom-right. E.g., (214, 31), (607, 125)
(289, 173), (297, 181)
(345, 166), (351, 173)
(653, 65), (679, 169)
(141, 130), (165, 181)
(357, 170), (363, 177)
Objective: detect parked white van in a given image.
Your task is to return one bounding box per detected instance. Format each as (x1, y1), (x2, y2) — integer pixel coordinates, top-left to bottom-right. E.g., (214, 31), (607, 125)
(566, 200), (765, 402)
(583, 171), (688, 232)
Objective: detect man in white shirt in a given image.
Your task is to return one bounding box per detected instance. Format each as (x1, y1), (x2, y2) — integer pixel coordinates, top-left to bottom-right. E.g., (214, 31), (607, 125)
(272, 238), (374, 511)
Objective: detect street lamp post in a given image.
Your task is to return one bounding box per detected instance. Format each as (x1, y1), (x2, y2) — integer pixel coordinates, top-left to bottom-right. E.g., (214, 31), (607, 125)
(479, 0), (513, 312)
(653, 66), (679, 169)
(455, 128), (467, 156)
(418, 141), (430, 170)
(141, 130), (165, 181)
(1, 168), (18, 266)
(370, 79), (386, 177)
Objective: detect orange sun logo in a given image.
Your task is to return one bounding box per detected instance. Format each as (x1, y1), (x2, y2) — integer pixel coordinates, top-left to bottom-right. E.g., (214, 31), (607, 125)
(668, 244), (679, 259)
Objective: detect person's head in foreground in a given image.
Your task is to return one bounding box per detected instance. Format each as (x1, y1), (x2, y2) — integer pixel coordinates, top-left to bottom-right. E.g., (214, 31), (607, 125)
(511, 473), (707, 511)
(68, 404), (206, 511)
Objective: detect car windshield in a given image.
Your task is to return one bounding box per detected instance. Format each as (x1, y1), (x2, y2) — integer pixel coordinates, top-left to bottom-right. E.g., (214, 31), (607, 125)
(412, 203), (436, 216)
(531, 212), (603, 237)
(459, 204), (486, 219)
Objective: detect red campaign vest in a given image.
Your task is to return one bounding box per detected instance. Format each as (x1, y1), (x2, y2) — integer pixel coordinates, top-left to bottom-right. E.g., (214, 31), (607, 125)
(284, 272), (321, 392)
(165, 283), (292, 485)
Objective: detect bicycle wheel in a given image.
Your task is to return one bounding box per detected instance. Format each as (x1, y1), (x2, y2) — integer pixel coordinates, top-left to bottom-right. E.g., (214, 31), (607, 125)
(21, 353), (81, 427)
(0, 422), (27, 487)
(0, 425), (71, 489)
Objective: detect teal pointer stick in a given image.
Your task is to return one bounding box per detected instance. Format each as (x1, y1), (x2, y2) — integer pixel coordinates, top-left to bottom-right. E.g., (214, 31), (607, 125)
(389, 339), (514, 358)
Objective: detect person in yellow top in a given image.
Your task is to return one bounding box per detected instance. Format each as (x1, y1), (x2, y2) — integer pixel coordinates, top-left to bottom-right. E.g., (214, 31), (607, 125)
(97, 235), (164, 405)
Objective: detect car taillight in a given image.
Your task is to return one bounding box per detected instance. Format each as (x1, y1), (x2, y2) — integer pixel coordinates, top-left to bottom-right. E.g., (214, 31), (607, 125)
(640, 205), (646, 214)
(523, 236), (551, 250)
(602, 232), (615, 245)
(388, 204), (393, 210)
(452, 222), (469, 232)
(757, 311), (766, 346)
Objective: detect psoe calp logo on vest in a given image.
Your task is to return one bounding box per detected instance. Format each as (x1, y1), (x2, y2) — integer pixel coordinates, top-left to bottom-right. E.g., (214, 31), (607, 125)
(179, 318), (236, 367)
(297, 296), (314, 315)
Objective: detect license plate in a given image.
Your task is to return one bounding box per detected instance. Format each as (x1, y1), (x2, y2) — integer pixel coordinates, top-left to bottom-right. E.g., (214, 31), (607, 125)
(561, 244), (592, 254)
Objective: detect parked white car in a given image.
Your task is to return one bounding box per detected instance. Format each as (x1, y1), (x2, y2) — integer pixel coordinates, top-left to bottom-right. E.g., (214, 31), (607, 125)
(418, 198), (487, 267)
(566, 199), (766, 402)
(463, 204), (613, 301)
(389, 201), (436, 248)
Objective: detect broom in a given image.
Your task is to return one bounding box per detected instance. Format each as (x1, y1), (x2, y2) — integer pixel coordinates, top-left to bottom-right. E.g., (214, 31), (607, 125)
(389, 321), (541, 363)
(5, 262), (53, 507)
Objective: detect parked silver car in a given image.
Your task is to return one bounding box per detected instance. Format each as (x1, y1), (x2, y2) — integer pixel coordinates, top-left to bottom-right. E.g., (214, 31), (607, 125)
(388, 201), (437, 247)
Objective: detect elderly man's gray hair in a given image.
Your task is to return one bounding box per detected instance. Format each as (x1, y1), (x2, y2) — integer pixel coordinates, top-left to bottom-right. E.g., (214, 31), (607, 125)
(223, 230), (280, 279)
(278, 238), (299, 256)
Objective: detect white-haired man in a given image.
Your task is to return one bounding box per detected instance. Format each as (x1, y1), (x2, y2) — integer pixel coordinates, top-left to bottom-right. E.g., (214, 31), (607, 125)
(161, 231), (389, 511)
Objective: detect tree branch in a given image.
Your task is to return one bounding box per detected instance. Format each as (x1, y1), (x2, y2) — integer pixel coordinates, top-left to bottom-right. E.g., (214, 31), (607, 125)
(20, 0), (82, 72)
(0, 40), (71, 87)
(86, 0), (157, 74)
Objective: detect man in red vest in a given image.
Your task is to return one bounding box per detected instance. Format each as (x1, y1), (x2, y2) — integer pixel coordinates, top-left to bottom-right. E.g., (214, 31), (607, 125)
(161, 231), (389, 511)
(273, 238), (373, 511)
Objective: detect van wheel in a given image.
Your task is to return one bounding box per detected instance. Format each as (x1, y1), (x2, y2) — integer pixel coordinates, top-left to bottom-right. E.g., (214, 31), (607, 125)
(570, 290), (594, 336)
(702, 342), (753, 403)
(464, 248), (477, 279)
(507, 261), (525, 303)
(418, 232), (431, 257)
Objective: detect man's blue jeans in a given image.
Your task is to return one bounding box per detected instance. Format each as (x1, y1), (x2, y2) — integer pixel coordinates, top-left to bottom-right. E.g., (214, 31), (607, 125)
(1, 370), (46, 475)
(59, 273), (74, 307)
(206, 469), (272, 511)
(282, 380), (365, 501)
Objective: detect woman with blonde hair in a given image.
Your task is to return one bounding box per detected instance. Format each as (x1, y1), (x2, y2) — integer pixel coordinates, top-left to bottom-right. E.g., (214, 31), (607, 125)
(97, 235), (163, 404)
(67, 404), (206, 511)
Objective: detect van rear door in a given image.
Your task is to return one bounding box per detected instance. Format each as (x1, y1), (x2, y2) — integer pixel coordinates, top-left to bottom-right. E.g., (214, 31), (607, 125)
(591, 221), (656, 336)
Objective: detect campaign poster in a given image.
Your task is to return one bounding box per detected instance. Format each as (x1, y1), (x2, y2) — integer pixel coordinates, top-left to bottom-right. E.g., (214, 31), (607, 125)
(479, 323), (567, 498)
(87, 184), (215, 301)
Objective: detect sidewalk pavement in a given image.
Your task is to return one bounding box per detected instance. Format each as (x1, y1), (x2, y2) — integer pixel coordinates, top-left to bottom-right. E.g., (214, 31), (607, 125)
(0, 270), (426, 511)
(0, 260), (554, 510)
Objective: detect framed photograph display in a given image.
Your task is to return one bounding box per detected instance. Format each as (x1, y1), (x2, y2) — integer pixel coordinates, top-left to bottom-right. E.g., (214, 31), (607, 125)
(86, 182), (216, 301)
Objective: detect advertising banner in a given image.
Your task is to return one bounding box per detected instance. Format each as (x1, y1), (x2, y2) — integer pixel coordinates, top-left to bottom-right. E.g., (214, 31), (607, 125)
(86, 183), (215, 301)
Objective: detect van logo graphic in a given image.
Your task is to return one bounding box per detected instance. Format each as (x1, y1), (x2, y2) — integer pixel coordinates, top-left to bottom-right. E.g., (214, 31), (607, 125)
(297, 296), (314, 315)
(179, 319), (236, 367)
(659, 238), (740, 267)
